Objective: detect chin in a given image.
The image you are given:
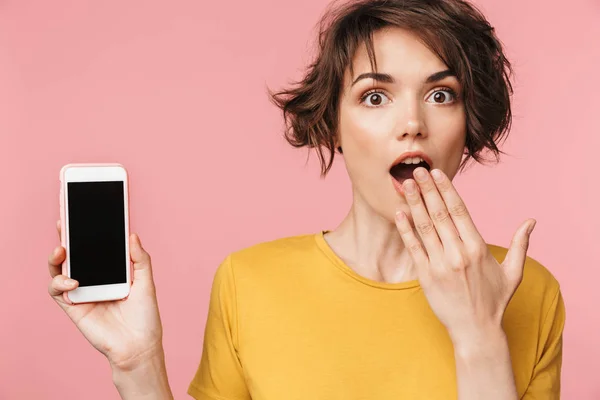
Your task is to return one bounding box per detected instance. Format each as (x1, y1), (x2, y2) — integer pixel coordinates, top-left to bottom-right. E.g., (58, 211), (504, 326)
(377, 199), (412, 226)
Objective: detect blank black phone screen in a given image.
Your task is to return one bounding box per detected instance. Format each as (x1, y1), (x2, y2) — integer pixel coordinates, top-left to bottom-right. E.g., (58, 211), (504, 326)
(67, 181), (127, 287)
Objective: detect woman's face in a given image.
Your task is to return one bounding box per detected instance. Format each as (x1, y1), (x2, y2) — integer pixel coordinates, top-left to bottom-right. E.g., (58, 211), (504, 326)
(338, 27), (467, 222)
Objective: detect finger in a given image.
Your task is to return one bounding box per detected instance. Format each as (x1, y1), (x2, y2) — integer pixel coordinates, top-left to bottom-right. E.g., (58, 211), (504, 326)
(130, 233), (155, 284)
(48, 274), (78, 297)
(395, 210), (430, 277)
(48, 246), (66, 278)
(503, 219), (536, 283)
(413, 168), (462, 250)
(401, 178), (443, 257)
(430, 169), (483, 248)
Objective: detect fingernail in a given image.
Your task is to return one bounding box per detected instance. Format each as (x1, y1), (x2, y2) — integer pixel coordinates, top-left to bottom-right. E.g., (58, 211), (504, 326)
(527, 220), (536, 235)
(414, 168), (428, 181)
(395, 210), (405, 220)
(64, 279), (76, 286)
(404, 180), (416, 194)
(431, 169), (443, 182)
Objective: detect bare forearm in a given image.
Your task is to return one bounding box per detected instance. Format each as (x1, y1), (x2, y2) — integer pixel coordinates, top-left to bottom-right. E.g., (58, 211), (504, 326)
(452, 328), (518, 400)
(111, 350), (174, 400)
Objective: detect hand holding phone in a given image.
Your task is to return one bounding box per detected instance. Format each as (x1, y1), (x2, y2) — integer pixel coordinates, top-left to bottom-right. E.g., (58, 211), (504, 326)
(48, 164), (166, 372)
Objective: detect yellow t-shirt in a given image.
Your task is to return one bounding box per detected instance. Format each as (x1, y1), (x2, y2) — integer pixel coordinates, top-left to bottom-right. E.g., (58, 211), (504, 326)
(188, 232), (565, 400)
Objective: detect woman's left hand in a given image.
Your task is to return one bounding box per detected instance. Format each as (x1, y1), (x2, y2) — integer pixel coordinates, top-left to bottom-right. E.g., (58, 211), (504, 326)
(394, 167), (536, 349)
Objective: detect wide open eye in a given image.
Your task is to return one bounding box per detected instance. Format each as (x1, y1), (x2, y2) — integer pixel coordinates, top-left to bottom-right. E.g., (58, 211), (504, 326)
(361, 91), (391, 107)
(425, 88), (457, 104)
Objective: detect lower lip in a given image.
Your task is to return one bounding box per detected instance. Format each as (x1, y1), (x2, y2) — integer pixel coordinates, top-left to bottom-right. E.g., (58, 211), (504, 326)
(391, 175), (406, 195)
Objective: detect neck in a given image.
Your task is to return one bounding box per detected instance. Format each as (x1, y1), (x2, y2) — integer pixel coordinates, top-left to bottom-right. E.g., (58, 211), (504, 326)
(324, 190), (418, 284)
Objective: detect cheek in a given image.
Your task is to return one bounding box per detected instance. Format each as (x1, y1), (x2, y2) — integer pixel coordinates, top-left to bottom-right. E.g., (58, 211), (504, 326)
(425, 107), (466, 170)
(337, 107), (395, 189)
(339, 107), (396, 156)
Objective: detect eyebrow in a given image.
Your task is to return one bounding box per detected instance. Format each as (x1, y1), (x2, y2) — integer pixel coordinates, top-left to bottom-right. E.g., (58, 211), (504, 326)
(425, 69), (455, 83)
(351, 69), (456, 87)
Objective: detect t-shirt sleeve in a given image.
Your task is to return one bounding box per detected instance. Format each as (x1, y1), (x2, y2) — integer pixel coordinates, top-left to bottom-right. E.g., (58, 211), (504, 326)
(521, 286), (566, 399)
(188, 255), (251, 400)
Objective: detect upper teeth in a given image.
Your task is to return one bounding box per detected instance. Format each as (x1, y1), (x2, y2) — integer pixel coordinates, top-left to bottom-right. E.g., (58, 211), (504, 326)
(401, 157), (425, 165)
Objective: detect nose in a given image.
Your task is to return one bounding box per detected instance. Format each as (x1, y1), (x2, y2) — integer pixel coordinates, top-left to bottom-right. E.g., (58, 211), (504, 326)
(397, 101), (427, 140)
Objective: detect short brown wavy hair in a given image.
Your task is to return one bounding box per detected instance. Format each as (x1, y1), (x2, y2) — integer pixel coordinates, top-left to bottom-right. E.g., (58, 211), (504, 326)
(270, 0), (513, 176)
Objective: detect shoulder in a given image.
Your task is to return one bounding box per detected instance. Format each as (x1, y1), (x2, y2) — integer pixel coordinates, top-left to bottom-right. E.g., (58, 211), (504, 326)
(230, 233), (319, 262)
(219, 233), (320, 278)
(210, 233), (324, 303)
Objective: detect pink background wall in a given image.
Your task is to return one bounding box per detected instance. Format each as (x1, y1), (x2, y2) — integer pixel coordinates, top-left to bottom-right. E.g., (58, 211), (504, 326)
(1, 0), (598, 398)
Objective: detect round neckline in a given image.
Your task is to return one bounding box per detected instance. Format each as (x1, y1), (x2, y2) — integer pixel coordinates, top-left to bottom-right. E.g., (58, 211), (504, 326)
(314, 231), (421, 290)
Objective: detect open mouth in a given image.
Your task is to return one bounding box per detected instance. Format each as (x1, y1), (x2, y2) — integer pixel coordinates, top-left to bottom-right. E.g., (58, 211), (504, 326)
(389, 155), (431, 184)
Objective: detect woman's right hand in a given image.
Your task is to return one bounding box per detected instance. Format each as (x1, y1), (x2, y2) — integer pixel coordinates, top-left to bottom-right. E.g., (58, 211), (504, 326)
(47, 220), (165, 372)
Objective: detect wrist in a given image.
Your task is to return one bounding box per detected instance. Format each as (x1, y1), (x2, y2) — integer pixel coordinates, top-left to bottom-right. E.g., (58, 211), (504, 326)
(450, 325), (509, 361)
(451, 327), (519, 400)
(110, 347), (173, 400)
(109, 340), (166, 373)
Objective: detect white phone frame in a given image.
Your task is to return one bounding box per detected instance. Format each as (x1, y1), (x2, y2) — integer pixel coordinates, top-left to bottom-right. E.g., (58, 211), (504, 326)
(60, 164), (131, 304)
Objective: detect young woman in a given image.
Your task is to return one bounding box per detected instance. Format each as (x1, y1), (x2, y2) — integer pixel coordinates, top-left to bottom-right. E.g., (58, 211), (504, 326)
(47, 0), (565, 399)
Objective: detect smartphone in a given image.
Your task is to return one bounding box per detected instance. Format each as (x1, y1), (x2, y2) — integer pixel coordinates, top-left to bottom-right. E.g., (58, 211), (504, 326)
(59, 163), (132, 304)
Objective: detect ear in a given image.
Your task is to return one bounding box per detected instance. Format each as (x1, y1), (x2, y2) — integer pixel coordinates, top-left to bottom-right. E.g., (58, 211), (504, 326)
(333, 132), (342, 154)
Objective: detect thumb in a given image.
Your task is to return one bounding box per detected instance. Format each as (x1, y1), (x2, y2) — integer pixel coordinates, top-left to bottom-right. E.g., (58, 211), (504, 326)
(129, 233), (154, 283)
(503, 219), (536, 283)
